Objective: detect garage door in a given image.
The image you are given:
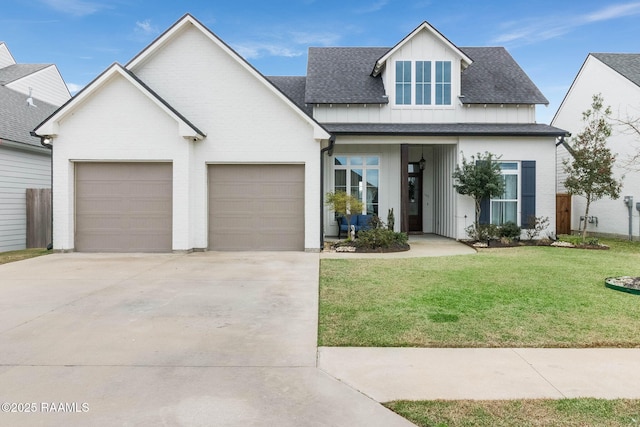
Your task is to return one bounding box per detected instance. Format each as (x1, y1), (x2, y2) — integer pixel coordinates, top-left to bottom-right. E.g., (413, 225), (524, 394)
(75, 162), (172, 252)
(208, 164), (304, 251)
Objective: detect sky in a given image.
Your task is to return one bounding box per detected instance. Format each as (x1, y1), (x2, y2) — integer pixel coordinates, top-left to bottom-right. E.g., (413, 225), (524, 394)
(2, 0), (640, 125)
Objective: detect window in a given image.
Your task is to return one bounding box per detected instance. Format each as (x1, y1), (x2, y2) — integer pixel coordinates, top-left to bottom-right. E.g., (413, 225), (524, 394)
(395, 61), (412, 105)
(395, 60), (451, 106)
(334, 156), (379, 215)
(415, 61), (431, 105)
(491, 162), (519, 225)
(435, 61), (451, 105)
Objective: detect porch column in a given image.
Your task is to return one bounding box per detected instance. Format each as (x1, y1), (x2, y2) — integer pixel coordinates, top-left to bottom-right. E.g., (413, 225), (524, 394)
(401, 144), (409, 233)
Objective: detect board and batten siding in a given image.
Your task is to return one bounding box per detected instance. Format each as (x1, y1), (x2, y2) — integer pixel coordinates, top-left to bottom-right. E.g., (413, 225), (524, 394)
(0, 146), (51, 251)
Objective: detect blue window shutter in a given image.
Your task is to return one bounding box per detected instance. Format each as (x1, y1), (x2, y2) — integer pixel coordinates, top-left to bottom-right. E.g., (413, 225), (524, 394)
(521, 161), (536, 228)
(479, 197), (490, 224)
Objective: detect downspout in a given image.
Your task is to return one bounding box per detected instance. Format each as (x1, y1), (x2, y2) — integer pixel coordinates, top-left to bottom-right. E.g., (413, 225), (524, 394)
(320, 135), (336, 250)
(31, 131), (53, 250)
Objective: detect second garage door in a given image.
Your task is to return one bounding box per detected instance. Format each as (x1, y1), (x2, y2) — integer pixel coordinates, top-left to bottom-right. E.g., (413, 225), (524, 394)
(75, 162), (172, 252)
(208, 164), (304, 251)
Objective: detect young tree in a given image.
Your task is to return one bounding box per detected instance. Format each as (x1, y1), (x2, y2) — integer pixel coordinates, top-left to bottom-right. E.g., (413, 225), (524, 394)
(563, 93), (622, 239)
(452, 151), (504, 232)
(325, 191), (364, 240)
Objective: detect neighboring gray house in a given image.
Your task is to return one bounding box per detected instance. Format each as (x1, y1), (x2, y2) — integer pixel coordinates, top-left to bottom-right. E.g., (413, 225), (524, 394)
(553, 53), (640, 239)
(34, 16), (566, 253)
(0, 42), (70, 252)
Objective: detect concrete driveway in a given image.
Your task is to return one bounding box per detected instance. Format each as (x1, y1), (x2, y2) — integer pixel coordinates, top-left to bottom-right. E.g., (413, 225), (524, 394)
(0, 252), (413, 427)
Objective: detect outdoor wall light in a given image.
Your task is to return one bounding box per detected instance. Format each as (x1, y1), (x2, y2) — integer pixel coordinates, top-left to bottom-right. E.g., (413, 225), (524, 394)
(419, 146), (426, 171)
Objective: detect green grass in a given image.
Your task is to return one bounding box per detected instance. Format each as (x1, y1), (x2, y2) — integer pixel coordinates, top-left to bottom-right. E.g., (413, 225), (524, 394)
(384, 399), (640, 427)
(319, 238), (640, 347)
(0, 248), (51, 265)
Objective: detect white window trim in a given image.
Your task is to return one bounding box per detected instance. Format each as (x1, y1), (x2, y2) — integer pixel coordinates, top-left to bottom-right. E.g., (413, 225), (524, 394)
(490, 161), (521, 226)
(332, 154), (381, 217)
(393, 60), (455, 109)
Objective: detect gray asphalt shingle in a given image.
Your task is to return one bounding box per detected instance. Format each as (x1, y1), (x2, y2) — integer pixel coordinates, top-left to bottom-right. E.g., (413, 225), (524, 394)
(304, 46), (548, 105)
(0, 86), (58, 146)
(592, 53), (640, 88)
(267, 76), (313, 116)
(0, 63), (50, 85)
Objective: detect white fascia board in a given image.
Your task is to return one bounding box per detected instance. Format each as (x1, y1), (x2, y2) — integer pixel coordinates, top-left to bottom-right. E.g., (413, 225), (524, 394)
(34, 63), (204, 140)
(126, 14), (328, 142)
(372, 21), (473, 76)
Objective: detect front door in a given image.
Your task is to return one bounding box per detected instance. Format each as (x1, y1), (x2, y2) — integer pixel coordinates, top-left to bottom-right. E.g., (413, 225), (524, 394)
(408, 162), (423, 232)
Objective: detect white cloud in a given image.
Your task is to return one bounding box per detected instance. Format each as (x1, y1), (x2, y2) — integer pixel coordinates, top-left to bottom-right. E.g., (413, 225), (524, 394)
(135, 19), (159, 36)
(66, 82), (83, 94)
(493, 1), (640, 45)
(355, 0), (389, 14)
(233, 42), (303, 60)
(40, 0), (107, 16)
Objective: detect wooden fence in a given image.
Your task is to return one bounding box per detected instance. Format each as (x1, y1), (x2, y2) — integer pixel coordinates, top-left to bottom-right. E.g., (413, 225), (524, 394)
(26, 188), (52, 248)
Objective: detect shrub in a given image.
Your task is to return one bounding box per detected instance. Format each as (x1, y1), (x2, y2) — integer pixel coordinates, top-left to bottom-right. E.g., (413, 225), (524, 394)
(465, 224), (499, 242)
(354, 228), (408, 250)
(525, 215), (550, 240)
(558, 234), (600, 246)
(499, 222), (521, 240)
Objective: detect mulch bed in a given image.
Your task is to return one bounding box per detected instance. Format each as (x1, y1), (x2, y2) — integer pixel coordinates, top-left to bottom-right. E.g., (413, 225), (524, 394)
(461, 239), (609, 250)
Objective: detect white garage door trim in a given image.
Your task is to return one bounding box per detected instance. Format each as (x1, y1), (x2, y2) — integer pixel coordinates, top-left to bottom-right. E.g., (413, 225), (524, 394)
(75, 162), (172, 252)
(208, 164), (305, 251)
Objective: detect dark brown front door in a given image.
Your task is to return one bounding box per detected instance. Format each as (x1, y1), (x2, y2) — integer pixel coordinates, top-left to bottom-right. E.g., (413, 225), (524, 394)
(408, 162), (423, 232)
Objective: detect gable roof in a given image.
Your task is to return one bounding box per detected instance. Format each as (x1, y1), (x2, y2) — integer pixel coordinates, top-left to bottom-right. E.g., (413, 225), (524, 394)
(34, 63), (205, 140)
(126, 14), (330, 140)
(0, 63), (51, 85)
(372, 21), (472, 77)
(0, 85), (58, 147)
(591, 53), (640, 88)
(0, 55), (60, 147)
(304, 46), (548, 105)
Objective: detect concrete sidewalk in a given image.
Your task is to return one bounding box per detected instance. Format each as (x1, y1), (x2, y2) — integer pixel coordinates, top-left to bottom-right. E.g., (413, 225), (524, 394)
(318, 347), (640, 402)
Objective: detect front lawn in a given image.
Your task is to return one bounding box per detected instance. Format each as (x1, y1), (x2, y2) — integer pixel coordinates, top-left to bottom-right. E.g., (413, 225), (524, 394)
(385, 399), (640, 427)
(0, 248), (50, 265)
(319, 239), (640, 347)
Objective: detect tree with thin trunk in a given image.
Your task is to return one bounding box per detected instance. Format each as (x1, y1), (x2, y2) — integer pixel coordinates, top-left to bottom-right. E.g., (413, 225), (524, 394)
(452, 151), (504, 233)
(563, 93), (622, 240)
(325, 191), (364, 241)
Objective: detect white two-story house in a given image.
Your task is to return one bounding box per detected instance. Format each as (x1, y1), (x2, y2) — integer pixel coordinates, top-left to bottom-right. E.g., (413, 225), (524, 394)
(295, 22), (567, 241)
(35, 15), (566, 252)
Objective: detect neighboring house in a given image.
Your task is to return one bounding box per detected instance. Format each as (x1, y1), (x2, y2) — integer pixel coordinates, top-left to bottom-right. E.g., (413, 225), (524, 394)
(553, 53), (640, 239)
(0, 42), (70, 252)
(34, 15), (566, 253)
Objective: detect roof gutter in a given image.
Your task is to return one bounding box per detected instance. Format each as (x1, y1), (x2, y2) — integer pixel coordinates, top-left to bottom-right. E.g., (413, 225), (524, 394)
(320, 135), (336, 250)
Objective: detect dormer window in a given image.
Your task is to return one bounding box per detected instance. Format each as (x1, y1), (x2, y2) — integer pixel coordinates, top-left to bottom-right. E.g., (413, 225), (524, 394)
(395, 60), (452, 106)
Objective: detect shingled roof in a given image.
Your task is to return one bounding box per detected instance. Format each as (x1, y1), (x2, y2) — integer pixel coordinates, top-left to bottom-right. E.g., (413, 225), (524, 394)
(267, 76), (313, 116)
(0, 85), (58, 146)
(591, 53), (640, 88)
(460, 47), (548, 105)
(305, 47), (389, 104)
(304, 46), (548, 105)
(0, 63), (51, 85)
